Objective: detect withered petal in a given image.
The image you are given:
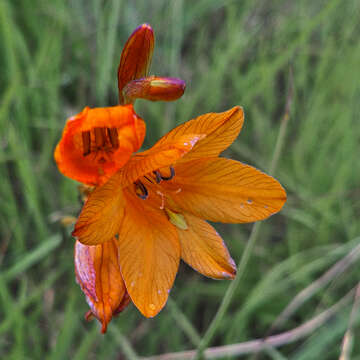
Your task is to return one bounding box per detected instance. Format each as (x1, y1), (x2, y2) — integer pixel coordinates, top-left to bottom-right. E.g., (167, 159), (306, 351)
(74, 239), (129, 333)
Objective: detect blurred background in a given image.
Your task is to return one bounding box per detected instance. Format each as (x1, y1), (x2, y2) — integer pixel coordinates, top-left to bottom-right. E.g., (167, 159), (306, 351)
(1, 0), (360, 359)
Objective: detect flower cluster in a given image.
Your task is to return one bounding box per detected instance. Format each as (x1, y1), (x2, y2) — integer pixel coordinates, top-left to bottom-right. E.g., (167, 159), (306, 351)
(55, 24), (286, 333)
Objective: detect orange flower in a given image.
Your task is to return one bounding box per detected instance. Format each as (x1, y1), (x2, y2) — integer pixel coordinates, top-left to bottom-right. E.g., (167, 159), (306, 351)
(54, 24), (185, 185)
(55, 24), (186, 331)
(73, 106), (287, 318)
(54, 105), (146, 185)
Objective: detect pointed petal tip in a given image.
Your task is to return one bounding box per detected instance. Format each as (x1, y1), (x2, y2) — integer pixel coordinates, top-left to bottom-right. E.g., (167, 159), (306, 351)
(273, 181), (287, 211)
(85, 310), (108, 334)
(129, 23), (154, 41)
(231, 105), (244, 119)
(278, 189), (287, 211)
(219, 255), (237, 280)
(221, 271), (236, 280)
(125, 290), (166, 318)
(226, 266), (237, 280)
(136, 23), (153, 32)
(141, 303), (164, 318)
(141, 23), (153, 31)
(101, 322), (108, 334)
(211, 267), (236, 280)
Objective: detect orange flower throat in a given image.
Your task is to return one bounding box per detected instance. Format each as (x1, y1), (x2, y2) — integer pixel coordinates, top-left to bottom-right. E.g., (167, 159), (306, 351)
(81, 127), (120, 159)
(134, 166), (175, 200)
(131, 166), (189, 231)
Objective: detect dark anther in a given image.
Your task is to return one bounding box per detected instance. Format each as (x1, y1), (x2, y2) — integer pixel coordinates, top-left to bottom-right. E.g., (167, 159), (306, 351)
(82, 131), (91, 156)
(153, 170), (162, 183)
(134, 180), (148, 200)
(152, 167), (175, 183)
(160, 166), (175, 181)
(107, 128), (119, 149)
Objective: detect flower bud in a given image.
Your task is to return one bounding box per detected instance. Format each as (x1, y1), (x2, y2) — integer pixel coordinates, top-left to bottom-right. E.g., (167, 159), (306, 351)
(123, 76), (186, 103)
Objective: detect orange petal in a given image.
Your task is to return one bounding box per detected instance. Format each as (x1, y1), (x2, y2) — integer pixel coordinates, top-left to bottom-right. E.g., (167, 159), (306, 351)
(72, 176), (125, 245)
(117, 190), (180, 317)
(165, 158), (286, 223)
(72, 132), (200, 246)
(123, 76), (185, 103)
(153, 107), (244, 161)
(54, 105), (145, 185)
(74, 239), (128, 333)
(178, 213), (236, 279)
(119, 133), (205, 187)
(118, 24), (154, 104)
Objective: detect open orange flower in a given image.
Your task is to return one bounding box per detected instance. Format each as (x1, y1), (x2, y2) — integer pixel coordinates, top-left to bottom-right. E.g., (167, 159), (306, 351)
(73, 106), (287, 318)
(54, 24), (185, 185)
(56, 24), (186, 332)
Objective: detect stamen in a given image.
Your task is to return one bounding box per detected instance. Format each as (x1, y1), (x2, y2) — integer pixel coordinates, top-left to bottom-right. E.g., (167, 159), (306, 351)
(134, 180), (148, 200)
(153, 170), (162, 183)
(94, 127), (107, 148)
(152, 166), (175, 182)
(156, 190), (165, 209)
(160, 166), (175, 181)
(107, 128), (119, 149)
(144, 175), (154, 184)
(82, 131), (91, 156)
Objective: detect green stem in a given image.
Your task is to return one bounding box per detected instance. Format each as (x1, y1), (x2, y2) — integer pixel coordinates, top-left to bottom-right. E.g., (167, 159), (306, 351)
(168, 298), (202, 346)
(109, 326), (140, 360)
(194, 222), (261, 359)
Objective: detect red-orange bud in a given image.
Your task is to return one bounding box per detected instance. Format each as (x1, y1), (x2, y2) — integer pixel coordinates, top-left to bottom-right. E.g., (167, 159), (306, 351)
(118, 24), (155, 104)
(123, 76), (186, 103)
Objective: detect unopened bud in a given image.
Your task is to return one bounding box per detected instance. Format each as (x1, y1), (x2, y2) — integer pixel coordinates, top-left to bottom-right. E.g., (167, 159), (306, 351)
(123, 76), (186, 103)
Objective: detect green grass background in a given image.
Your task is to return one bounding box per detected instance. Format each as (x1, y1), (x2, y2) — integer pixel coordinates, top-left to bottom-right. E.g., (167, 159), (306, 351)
(1, 0), (360, 359)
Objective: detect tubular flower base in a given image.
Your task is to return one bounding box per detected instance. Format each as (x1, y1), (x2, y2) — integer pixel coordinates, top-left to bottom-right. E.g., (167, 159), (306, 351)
(73, 107), (287, 318)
